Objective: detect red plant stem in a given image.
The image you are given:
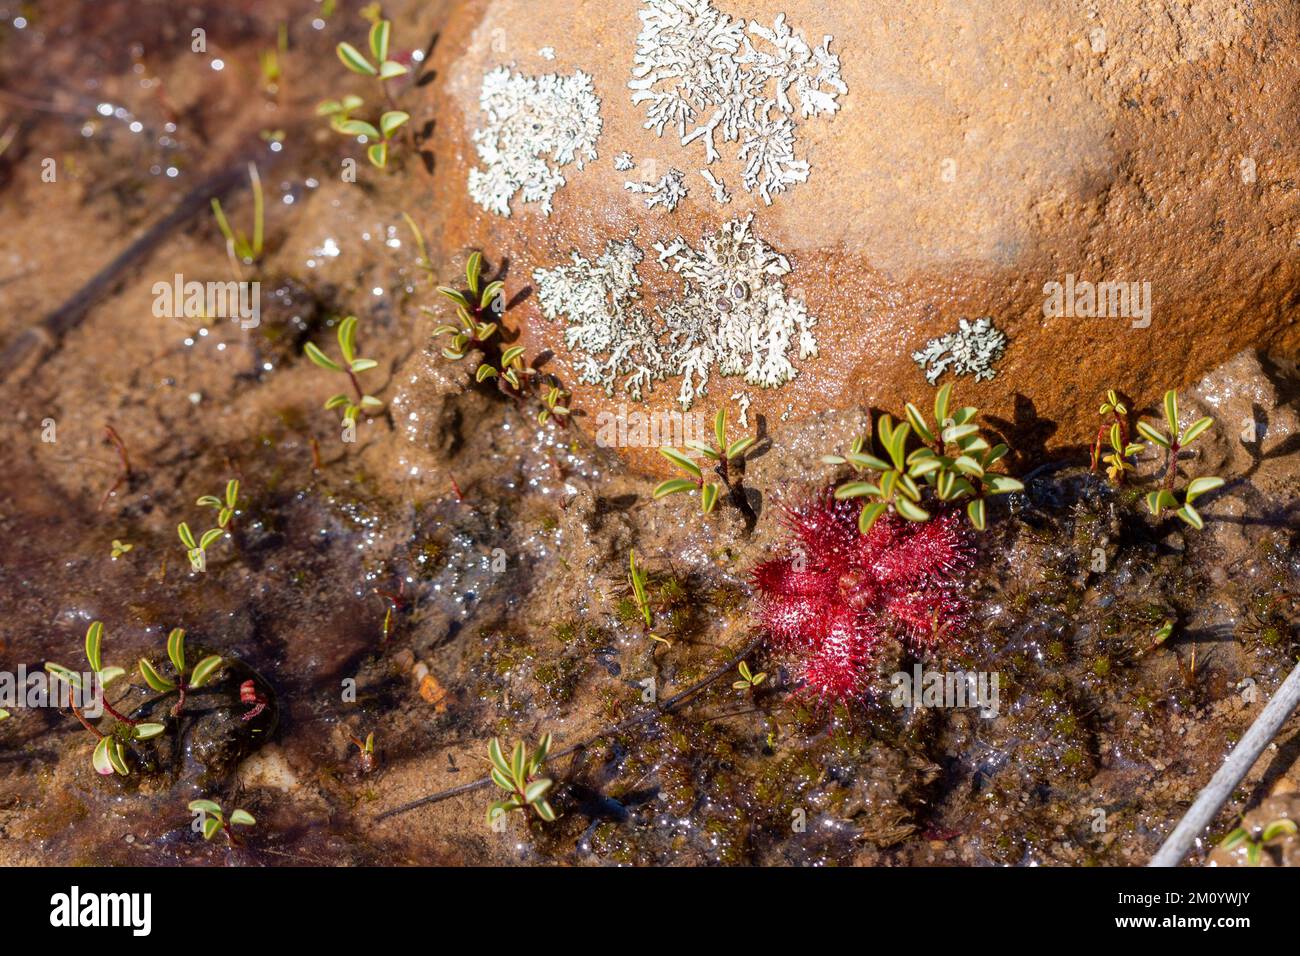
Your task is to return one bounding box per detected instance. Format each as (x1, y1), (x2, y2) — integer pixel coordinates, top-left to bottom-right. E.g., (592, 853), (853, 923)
(345, 368), (365, 403)
(100, 697), (138, 727)
(67, 688), (104, 739)
(1163, 441), (1182, 491)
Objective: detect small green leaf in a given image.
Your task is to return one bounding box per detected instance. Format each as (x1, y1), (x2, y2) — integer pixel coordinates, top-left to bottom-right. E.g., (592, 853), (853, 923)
(138, 658), (176, 693)
(700, 483), (720, 514)
(368, 19), (391, 62)
(1136, 420), (1170, 448)
(350, 358), (379, 373)
(1163, 390), (1179, 435)
(510, 741), (527, 787)
(904, 403), (935, 445)
(1177, 503), (1204, 530)
(98, 666), (125, 686)
(202, 816), (222, 840)
(967, 497), (987, 531)
(177, 523), (197, 550)
(224, 479), (239, 508)
(379, 60), (409, 79)
(229, 809), (256, 827)
(336, 41), (377, 76)
(480, 281), (504, 311)
(727, 436), (756, 460)
(304, 342), (342, 372)
(941, 423), (979, 444)
(367, 142), (388, 168)
(107, 738), (129, 776)
(523, 779), (552, 804)
(199, 529), (224, 550)
(167, 628), (186, 674)
(846, 452), (891, 472)
(984, 474), (1024, 495)
(189, 798), (222, 816)
(933, 383), (952, 427)
(895, 497), (930, 522)
(858, 501), (888, 535)
(501, 346), (528, 367)
(659, 447), (702, 479)
(1262, 819), (1298, 841)
(532, 732), (552, 767)
(337, 316), (358, 364)
(476, 364), (499, 383)
(653, 478), (698, 499)
(835, 481), (879, 500)
(1219, 828), (1249, 850)
(92, 737), (115, 775)
(45, 662), (82, 691)
(189, 655), (223, 689)
(535, 799), (557, 822)
(488, 738), (511, 779)
(1185, 476), (1225, 502)
(85, 621), (105, 673)
(380, 110), (410, 139)
(134, 723), (166, 740)
(324, 394), (351, 410)
(1180, 416), (1214, 445)
(714, 409), (727, 450)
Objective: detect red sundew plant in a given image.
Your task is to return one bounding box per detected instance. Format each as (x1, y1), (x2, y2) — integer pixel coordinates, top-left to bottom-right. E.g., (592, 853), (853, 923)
(752, 491), (974, 701)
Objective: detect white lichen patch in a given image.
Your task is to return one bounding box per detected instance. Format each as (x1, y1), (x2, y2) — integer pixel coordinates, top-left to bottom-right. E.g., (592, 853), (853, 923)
(613, 151), (636, 171)
(628, 0), (846, 205)
(912, 317), (1008, 385)
(625, 167), (689, 211)
(467, 65), (603, 217)
(534, 215), (817, 409)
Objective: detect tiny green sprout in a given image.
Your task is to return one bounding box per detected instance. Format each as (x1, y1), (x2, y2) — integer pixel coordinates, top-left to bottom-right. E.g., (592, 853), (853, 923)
(486, 734), (557, 826)
(654, 408), (756, 515)
(538, 382), (571, 427)
(627, 549), (655, 635)
(1101, 422), (1144, 485)
(138, 628), (222, 717)
(110, 539), (133, 560)
(431, 252), (503, 361)
(177, 522), (226, 573)
(476, 345), (533, 393)
(1219, 818), (1298, 866)
(196, 479), (240, 531)
(304, 315), (385, 425)
(189, 799), (256, 844)
(45, 622), (163, 778)
(210, 163), (265, 278)
(1090, 389), (1129, 472)
(732, 660), (767, 691)
(827, 383), (1023, 533)
(322, 16), (411, 168)
(351, 731), (378, 773)
(1137, 389), (1222, 529)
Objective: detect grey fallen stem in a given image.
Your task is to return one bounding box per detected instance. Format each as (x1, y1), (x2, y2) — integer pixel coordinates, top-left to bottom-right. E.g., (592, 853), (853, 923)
(1150, 660), (1300, 867)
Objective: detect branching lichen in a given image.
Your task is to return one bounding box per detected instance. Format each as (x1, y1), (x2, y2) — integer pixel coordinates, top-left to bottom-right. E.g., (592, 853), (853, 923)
(468, 65), (603, 217)
(534, 215), (817, 409)
(912, 317), (1008, 385)
(628, 1), (845, 205)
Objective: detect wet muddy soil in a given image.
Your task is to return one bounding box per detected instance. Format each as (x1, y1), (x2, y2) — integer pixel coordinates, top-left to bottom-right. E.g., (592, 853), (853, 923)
(0, 1), (1297, 866)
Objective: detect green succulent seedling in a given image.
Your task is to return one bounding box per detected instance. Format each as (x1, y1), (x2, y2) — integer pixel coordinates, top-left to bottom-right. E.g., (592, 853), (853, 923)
(189, 798), (256, 844)
(628, 549), (653, 632)
(196, 479), (240, 531)
(827, 383), (1023, 533)
(138, 627), (223, 717)
(654, 409), (756, 515)
(110, 539), (133, 559)
(432, 252), (503, 361)
(1101, 422), (1144, 485)
(45, 622), (166, 778)
(210, 163), (265, 278)
(732, 660), (767, 691)
(320, 17), (410, 168)
(537, 382), (571, 427)
(1090, 389), (1130, 473)
(475, 344), (532, 391)
(304, 315), (384, 425)
(1138, 389), (1221, 529)
(486, 734), (556, 825)
(1219, 818), (1298, 866)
